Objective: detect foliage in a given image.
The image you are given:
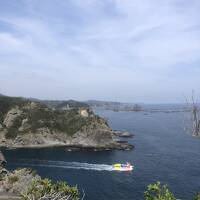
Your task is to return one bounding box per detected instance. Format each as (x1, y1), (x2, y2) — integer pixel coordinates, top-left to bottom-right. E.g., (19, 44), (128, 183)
(55, 100), (89, 109)
(0, 95), (92, 137)
(144, 182), (176, 200)
(194, 193), (200, 200)
(31, 169), (37, 177)
(5, 116), (23, 139)
(21, 178), (80, 200)
(8, 175), (19, 184)
(26, 107), (89, 135)
(53, 109), (89, 135)
(0, 96), (27, 118)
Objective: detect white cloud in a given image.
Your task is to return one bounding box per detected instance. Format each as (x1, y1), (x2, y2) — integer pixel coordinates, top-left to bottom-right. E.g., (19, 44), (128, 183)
(0, 0), (200, 102)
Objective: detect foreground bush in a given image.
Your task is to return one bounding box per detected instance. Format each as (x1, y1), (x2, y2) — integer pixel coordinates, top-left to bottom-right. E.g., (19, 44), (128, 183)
(144, 182), (200, 200)
(21, 178), (80, 200)
(194, 193), (200, 200)
(144, 182), (176, 200)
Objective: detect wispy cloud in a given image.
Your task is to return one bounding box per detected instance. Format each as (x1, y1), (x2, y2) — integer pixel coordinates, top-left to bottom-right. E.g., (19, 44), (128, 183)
(0, 0), (200, 102)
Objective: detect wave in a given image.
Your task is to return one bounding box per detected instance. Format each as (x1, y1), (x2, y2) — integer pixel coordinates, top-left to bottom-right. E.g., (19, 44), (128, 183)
(12, 159), (114, 171)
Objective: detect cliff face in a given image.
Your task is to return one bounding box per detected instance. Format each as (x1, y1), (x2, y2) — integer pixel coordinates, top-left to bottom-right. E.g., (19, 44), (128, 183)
(0, 96), (133, 150)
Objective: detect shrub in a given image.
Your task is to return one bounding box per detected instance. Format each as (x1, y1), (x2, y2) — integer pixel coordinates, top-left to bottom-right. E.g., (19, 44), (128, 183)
(8, 175), (19, 184)
(0, 96), (27, 115)
(31, 170), (37, 177)
(5, 116), (23, 139)
(144, 182), (176, 200)
(21, 178), (80, 200)
(194, 193), (200, 200)
(5, 128), (18, 139)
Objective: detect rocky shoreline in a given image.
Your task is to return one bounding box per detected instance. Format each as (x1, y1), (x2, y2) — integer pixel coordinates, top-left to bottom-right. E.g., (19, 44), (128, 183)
(0, 132), (134, 151)
(0, 144), (134, 151)
(113, 130), (134, 138)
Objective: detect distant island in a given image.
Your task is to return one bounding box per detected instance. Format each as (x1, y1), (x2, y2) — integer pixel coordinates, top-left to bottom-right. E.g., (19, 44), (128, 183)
(86, 100), (143, 112)
(86, 100), (190, 113)
(0, 95), (133, 150)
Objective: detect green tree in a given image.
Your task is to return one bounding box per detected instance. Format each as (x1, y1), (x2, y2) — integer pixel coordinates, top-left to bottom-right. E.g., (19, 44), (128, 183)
(144, 182), (176, 200)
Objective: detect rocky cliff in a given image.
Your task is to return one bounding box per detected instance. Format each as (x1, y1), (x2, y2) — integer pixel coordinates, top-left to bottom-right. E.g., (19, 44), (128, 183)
(0, 96), (133, 150)
(0, 167), (79, 199)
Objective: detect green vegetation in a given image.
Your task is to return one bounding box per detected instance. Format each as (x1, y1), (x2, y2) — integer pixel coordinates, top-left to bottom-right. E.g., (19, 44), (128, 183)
(55, 100), (89, 109)
(15, 179), (200, 200)
(144, 182), (176, 200)
(144, 182), (199, 200)
(5, 116), (23, 139)
(0, 96), (27, 118)
(21, 178), (80, 200)
(40, 99), (89, 109)
(25, 107), (89, 135)
(0, 95), (93, 138)
(8, 175), (19, 184)
(194, 193), (200, 200)
(31, 169), (37, 177)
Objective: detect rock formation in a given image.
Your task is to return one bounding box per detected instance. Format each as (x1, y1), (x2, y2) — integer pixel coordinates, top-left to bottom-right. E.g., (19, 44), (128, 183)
(0, 95), (133, 150)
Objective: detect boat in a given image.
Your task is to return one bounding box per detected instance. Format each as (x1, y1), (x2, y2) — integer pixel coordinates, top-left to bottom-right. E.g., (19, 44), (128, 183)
(113, 162), (133, 171)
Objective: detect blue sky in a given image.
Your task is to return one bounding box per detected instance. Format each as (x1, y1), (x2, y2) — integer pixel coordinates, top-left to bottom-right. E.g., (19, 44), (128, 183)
(0, 0), (200, 103)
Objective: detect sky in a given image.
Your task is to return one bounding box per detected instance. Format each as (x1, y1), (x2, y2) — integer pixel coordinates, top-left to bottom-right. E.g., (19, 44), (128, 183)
(0, 0), (200, 103)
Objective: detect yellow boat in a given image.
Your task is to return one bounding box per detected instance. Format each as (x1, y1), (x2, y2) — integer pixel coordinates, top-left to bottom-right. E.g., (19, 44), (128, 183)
(113, 162), (133, 171)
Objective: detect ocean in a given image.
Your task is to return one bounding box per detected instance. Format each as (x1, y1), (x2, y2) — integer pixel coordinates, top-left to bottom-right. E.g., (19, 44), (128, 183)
(2, 105), (200, 200)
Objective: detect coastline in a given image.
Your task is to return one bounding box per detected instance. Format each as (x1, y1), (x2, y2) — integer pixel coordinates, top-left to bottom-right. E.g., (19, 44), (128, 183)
(0, 141), (134, 151)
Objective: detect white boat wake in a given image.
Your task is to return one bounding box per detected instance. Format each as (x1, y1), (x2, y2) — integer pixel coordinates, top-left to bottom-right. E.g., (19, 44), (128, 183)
(14, 159), (114, 171)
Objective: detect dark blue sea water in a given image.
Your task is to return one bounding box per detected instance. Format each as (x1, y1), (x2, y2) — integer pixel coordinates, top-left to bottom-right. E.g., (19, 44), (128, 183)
(2, 107), (200, 200)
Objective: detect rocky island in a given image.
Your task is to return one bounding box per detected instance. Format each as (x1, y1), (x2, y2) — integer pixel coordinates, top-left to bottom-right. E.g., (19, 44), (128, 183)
(0, 95), (133, 150)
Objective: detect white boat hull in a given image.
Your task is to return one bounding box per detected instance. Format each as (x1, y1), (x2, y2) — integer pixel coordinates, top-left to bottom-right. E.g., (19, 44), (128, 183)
(113, 166), (133, 171)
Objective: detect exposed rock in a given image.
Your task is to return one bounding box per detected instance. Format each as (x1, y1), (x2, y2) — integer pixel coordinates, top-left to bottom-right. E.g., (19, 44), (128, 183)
(0, 168), (40, 196)
(30, 102), (39, 109)
(0, 151), (6, 168)
(65, 119), (134, 150)
(0, 123), (2, 130)
(65, 147), (80, 152)
(0, 167), (8, 176)
(0, 166), (80, 200)
(18, 118), (30, 132)
(3, 107), (22, 128)
(113, 131), (134, 138)
(79, 108), (89, 117)
(0, 132), (6, 144)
